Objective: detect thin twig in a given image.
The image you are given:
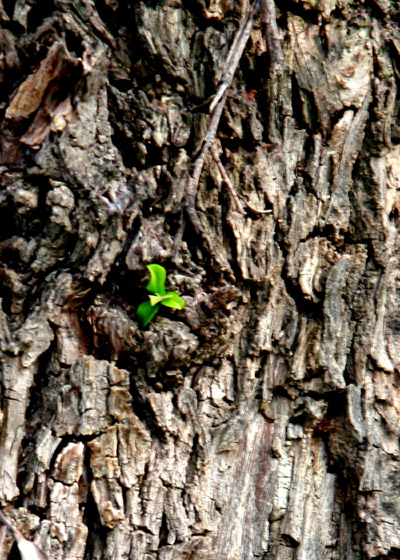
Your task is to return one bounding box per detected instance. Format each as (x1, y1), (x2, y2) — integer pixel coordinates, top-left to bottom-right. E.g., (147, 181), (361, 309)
(211, 144), (272, 216)
(186, 89), (228, 233)
(210, 3), (260, 113)
(242, 199), (272, 215)
(260, 0), (284, 78)
(186, 0), (260, 233)
(211, 145), (246, 215)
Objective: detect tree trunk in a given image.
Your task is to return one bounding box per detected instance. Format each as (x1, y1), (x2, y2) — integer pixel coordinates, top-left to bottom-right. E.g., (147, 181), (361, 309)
(0, 0), (399, 558)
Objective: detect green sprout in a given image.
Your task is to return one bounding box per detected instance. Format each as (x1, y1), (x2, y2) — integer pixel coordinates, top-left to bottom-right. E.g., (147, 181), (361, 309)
(137, 264), (185, 327)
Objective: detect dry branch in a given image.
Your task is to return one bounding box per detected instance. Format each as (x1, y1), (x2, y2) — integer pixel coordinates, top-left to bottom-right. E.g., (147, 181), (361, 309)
(185, 0), (261, 233)
(211, 144), (272, 216)
(260, 0), (284, 78)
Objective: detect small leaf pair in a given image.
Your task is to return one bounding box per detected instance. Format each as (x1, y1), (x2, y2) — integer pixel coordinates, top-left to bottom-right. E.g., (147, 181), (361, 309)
(137, 264), (185, 327)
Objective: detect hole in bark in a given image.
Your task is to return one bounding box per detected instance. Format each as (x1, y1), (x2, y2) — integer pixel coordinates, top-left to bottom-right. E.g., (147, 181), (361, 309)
(279, 263), (323, 316)
(94, 0), (114, 25)
(129, 375), (167, 442)
(319, 24), (329, 56)
(83, 487), (107, 559)
(94, 0), (133, 37)
(0, 203), (18, 242)
(281, 533), (299, 548)
(385, 548), (400, 559)
(220, 221), (243, 283)
(110, 125), (143, 169)
(0, 284), (13, 318)
(2, 0), (15, 20)
(8, 541), (20, 560)
(290, 75), (317, 133)
(180, 0), (225, 30)
(64, 29), (85, 58)
(158, 511), (169, 547)
(21, 337), (58, 434)
(365, 0), (393, 18)
(26, 0), (56, 32)
(0, 176), (51, 243)
(275, 0), (319, 24)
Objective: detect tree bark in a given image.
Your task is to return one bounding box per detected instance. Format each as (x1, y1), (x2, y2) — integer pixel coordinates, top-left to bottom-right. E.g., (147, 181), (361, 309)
(0, 0), (399, 558)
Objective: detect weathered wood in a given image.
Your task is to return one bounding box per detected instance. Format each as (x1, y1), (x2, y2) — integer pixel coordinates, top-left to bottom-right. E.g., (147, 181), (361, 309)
(0, 0), (400, 558)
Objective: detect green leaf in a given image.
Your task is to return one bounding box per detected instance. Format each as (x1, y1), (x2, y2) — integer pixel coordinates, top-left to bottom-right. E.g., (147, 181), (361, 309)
(137, 300), (161, 326)
(138, 265), (184, 328)
(160, 291), (185, 309)
(146, 264), (166, 295)
(149, 294), (173, 306)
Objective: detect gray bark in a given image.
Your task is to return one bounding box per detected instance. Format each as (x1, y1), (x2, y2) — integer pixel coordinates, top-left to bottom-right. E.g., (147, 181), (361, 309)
(0, 0), (399, 559)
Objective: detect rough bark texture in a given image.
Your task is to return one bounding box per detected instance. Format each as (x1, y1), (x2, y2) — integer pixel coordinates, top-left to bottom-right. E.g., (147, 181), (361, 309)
(0, 0), (400, 559)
